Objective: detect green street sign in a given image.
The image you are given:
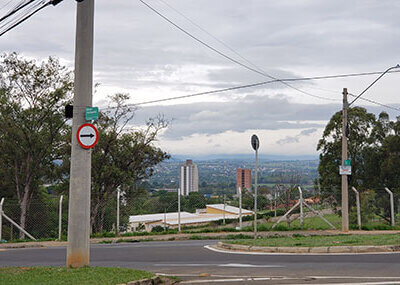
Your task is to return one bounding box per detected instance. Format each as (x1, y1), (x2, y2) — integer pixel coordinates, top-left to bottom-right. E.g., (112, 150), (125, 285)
(85, 107), (98, 121)
(344, 159), (351, 166)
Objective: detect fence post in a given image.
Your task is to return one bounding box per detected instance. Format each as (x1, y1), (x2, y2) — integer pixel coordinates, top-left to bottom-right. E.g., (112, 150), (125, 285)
(164, 208), (167, 231)
(238, 187), (242, 229)
(178, 188), (181, 232)
(116, 189), (120, 236)
(0, 198), (4, 241)
(298, 187), (304, 229)
(385, 188), (395, 227)
(351, 187), (361, 230)
(223, 194), (226, 225)
(58, 195), (63, 241)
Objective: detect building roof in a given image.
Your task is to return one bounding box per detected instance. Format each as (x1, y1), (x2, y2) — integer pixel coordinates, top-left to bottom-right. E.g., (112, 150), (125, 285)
(206, 204), (253, 215)
(163, 214), (239, 226)
(129, 212), (197, 223)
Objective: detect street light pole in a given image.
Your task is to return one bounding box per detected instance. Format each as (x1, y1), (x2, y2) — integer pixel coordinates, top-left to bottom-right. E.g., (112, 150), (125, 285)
(66, 0), (95, 268)
(341, 88), (349, 232)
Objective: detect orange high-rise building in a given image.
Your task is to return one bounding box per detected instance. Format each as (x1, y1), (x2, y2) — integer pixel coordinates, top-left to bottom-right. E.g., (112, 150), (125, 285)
(236, 169), (251, 194)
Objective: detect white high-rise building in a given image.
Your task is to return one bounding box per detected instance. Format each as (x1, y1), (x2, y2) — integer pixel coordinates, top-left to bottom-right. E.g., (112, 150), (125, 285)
(179, 160), (199, 196)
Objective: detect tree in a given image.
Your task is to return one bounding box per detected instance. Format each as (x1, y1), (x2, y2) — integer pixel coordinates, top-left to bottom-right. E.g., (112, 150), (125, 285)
(317, 107), (376, 205)
(0, 53), (73, 238)
(87, 93), (169, 233)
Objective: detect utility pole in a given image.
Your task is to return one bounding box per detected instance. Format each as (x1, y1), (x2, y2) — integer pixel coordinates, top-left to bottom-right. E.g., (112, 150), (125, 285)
(66, 0), (95, 268)
(341, 88), (349, 232)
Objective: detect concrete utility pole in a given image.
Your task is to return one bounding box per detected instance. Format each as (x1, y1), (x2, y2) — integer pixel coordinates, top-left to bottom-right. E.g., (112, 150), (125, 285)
(66, 0), (95, 268)
(341, 88), (349, 232)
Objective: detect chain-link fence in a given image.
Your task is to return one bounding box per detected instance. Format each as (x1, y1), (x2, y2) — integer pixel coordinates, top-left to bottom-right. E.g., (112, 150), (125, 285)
(0, 196), (68, 241)
(0, 186), (398, 241)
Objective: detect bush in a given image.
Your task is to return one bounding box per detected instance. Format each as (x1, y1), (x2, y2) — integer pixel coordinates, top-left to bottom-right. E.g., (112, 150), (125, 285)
(151, 226), (165, 233)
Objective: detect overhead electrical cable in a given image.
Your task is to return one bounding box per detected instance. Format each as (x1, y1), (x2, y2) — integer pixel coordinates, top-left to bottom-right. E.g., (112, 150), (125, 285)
(0, 0), (63, 37)
(138, 0), (338, 102)
(0, 0), (35, 23)
(101, 68), (400, 109)
(139, 0), (399, 110)
(348, 93), (400, 111)
(155, 0), (265, 75)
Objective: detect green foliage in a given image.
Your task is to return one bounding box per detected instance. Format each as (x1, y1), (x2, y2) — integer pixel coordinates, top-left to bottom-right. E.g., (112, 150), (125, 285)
(0, 267), (154, 285)
(228, 234), (400, 247)
(0, 53), (73, 238)
(317, 107), (400, 225)
(151, 225), (166, 233)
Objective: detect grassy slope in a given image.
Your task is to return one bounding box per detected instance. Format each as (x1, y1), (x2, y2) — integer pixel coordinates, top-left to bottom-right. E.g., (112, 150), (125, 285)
(0, 267), (154, 285)
(227, 234), (400, 247)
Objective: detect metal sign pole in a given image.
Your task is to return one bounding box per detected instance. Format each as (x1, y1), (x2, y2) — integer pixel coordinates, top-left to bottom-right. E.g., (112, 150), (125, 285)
(239, 187), (242, 229)
(0, 198), (4, 241)
(251, 134), (259, 240)
(58, 195), (63, 241)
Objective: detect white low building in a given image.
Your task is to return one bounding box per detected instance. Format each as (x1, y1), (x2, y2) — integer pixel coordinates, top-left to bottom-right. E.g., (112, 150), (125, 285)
(128, 204), (253, 232)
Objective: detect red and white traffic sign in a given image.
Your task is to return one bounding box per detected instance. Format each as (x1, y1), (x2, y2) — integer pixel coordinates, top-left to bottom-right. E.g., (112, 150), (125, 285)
(77, 123), (99, 149)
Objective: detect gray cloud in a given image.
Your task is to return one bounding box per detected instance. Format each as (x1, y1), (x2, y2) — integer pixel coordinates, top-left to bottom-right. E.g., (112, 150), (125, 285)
(2, 1), (400, 155)
(277, 128), (318, 145)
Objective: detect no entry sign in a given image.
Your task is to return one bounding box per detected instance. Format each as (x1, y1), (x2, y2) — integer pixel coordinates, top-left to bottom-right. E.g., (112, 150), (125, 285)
(77, 123), (99, 149)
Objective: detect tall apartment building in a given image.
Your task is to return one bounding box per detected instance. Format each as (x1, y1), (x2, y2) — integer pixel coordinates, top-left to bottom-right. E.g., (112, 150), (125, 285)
(236, 168), (251, 195)
(179, 160), (199, 196)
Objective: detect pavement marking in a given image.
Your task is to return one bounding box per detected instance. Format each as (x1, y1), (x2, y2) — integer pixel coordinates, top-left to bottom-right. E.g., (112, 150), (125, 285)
(154, 263), (284, 268)
(204, 245), (400, 256)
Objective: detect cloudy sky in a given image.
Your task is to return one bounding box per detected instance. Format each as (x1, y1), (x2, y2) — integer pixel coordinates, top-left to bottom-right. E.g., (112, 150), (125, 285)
(2, 0), (400, 158)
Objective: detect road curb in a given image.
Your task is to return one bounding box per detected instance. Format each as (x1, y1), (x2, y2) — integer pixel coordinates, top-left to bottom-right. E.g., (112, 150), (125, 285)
(217, 241), (400, 254)
(124, 276), (177, 285)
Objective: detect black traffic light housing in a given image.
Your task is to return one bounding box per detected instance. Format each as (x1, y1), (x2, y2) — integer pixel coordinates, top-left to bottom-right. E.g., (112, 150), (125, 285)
(65, 104), (73, 119)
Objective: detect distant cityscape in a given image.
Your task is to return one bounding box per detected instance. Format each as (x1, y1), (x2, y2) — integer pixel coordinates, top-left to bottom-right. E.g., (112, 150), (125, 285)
(148, 158), (319, 195)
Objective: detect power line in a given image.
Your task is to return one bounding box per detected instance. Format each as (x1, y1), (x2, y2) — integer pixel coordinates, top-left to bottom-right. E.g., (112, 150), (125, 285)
(155, 0), (265, 75)
(115, 68), (400, 108)
(100, 69), (400, 110)
(0, 0), (63, 37)
(139, 0), (337, 102)
(139, 0), (400, 110)
(103, 79), (277, 109)
(348, 93), (400, 111)
(0, 0), (35, 23)
(349, 64), (400, 106)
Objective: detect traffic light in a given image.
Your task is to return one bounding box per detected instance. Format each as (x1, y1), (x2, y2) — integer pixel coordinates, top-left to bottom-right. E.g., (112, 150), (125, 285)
(65, 104), (73, 119)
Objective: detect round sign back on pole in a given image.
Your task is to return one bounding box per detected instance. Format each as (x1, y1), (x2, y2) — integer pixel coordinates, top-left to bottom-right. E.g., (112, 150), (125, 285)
(77, 123), (99, 149)
(251, 134), (259, 151)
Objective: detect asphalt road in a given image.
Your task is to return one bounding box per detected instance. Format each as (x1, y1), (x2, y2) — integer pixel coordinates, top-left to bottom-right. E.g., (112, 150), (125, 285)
(1, 240), (400, 284)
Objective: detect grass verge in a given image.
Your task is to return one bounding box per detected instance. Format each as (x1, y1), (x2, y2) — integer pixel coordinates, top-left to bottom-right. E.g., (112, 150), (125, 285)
(226, 233), (400, 247)
(0, 266), (154, 285)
